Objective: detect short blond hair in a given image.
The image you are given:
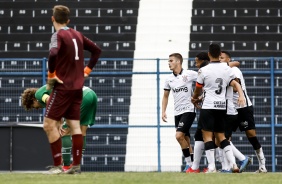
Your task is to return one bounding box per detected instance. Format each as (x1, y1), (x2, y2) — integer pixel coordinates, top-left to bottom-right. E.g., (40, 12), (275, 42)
(169, 53), (183, 64)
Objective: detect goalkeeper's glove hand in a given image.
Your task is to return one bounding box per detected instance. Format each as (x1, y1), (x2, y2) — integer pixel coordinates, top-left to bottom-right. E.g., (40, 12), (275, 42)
(46, 71), (63, 90)
(84, 66), (92, 78)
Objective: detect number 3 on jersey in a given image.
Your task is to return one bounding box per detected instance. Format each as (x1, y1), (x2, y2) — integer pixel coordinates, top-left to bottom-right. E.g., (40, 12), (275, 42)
(72, 39), (79, 60)
(215, 78), (223, 94)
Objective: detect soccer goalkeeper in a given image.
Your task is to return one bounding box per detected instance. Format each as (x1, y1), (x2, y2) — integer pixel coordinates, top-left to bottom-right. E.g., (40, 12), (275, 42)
(21, 85), (97, 172)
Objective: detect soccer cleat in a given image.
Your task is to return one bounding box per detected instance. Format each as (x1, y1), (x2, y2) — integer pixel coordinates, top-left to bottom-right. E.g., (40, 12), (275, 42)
(203, 168), (216, 173)
(255, 167), (267, 173)
(219, 169), (232, 173)
(186, 167), (200, 173)
(45, 165), (63, 175)
(202, 167), (208, 173)
(64, 165), (81, 174)
(239, 156), (252, 173)
(182, 165), (191, 172)
(62, 165), (71, 172)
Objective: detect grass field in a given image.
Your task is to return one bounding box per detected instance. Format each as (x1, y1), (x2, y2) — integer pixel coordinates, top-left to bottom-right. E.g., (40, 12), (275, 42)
(0, 172), (281, 184)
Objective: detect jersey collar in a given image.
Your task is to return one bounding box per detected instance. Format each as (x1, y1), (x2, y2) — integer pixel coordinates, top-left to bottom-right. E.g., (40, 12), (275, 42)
(173, 68), (183, 77)
(210, 61), (221, 64)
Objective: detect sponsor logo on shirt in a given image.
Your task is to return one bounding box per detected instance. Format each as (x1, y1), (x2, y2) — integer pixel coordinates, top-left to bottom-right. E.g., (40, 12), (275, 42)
(172, 87), (188, 93)
(213, 101), (226, 108)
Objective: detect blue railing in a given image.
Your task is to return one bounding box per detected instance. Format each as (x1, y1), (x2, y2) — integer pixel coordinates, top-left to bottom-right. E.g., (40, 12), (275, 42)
(0, 57), (280, 172)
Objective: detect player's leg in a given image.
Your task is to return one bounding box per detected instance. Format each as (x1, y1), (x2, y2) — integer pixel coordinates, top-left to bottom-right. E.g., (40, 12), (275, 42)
(43, 90), (72, 174)
(238, 106), (267, 173)
(184, 135), (193, 162)
(61, 124), (72, 171)
(200, 109), (217, 173)
(43, 117), (63, 173)
(176, 112), (196, 171)
(214, 110), (239, 173)
(246, 129), (267, 173)
(225, 114), (251, 172)
(187, 128), (203, 173)
(79, 89), (97, 165)
(64, 89), (83, 174)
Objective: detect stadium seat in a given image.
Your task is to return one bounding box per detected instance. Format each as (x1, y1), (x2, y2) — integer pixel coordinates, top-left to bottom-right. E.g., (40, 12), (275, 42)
(213, 25), (234, 34)
(236, 25), (256, 34)
(257, 25), (278, 33)
(235, 9), (256, 17)
(214, 8), (235, 17)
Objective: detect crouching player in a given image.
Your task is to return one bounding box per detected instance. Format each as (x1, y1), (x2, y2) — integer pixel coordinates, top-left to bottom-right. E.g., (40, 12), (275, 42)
(21, 85), (97, 172)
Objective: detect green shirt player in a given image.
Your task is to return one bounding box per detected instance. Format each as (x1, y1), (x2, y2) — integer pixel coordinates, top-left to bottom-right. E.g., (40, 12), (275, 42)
(21, 85), (97, 171)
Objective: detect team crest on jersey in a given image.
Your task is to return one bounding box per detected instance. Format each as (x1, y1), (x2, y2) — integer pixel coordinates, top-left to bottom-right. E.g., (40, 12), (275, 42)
(182, 75), (188, 82)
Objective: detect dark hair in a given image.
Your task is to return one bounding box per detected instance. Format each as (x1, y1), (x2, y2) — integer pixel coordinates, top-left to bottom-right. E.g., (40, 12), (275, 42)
(169, 53), (183, 64)
(53, 5), (70, 24)
(209, 43), (221, 58)
(196, 52), (210, 61)
(221, 50), (231, 58)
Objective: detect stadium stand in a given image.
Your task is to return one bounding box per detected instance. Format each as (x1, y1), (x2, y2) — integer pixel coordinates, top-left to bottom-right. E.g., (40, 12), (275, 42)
(189, 0), (282, 172)
(0, 0), (139, 172)
(0, 0), (281, 172)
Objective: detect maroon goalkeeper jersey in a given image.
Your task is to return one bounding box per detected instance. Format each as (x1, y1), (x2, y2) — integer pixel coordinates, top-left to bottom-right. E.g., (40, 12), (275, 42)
(48, 27), (101, 90)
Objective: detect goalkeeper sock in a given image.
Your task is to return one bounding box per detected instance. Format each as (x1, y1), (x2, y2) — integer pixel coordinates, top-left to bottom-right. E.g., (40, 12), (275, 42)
(72, 134), (83, 166)
(62, 135), (72, 166)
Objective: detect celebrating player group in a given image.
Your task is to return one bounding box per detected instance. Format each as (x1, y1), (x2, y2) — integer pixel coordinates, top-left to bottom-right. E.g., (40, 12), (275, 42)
(162, 43), (267, 173)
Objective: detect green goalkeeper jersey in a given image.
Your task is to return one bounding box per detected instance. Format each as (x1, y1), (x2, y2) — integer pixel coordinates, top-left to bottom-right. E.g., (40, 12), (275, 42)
(35, 85), (97, 126)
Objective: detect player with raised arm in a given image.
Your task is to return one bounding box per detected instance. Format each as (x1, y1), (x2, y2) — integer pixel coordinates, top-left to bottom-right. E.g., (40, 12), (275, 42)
(43, 5), (101, 174)
(221, 51), (267, 173)
(162, 53), (198, 172)
(191, 44), (245, 173)
(21, 85), (97, 171)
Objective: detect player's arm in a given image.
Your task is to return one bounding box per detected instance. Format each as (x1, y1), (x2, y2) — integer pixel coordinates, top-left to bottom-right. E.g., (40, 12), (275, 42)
(162, 90), (170, 122)
(191, 83), (203, 109)
(35, 85), (51, 104)
(229, 61), (240, 67)
(83, 36), (102, 77)
(232, 78), (241, 92)
(230, 79), (245, 107)
(47, 33), (63, 89)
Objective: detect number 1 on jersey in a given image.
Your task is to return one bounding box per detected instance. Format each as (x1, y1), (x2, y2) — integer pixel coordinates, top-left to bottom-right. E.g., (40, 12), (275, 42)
(72, 39), (79, 60)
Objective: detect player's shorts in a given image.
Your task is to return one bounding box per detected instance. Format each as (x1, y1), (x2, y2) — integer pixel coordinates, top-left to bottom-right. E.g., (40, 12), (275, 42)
(80, 89), (97, 127)
(194, 128), (204, 141)
(45, 89), (82, 121)
(224, 114), (238, 140)
(233, 106), (256, 132)
(174, 112), (196, 135)
(199, 109), (226, 133)
(62, 88), (98, 129)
